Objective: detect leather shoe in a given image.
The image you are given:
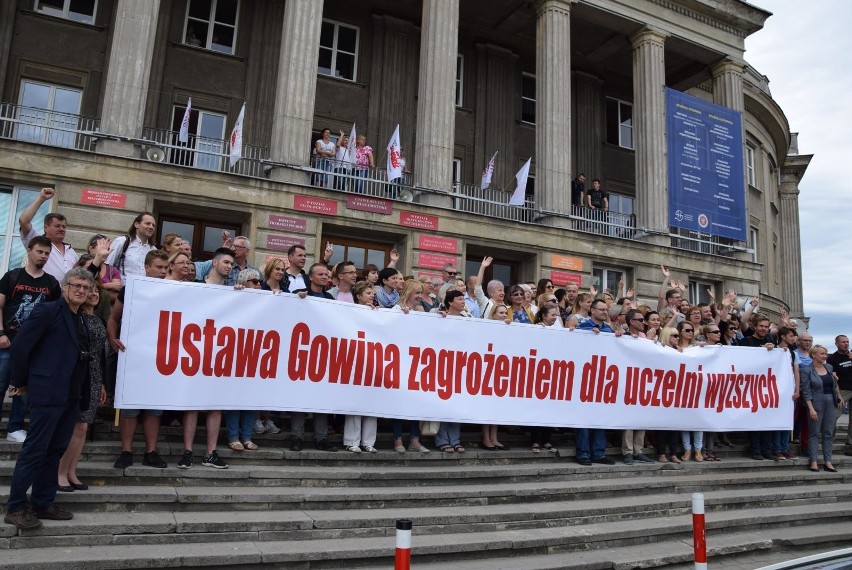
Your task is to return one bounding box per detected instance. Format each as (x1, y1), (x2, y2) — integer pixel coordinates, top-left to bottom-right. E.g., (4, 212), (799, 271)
(290, 437), (303, 452)
(33, 505), (73, 521)
(576, 457), (592, 466)
(4, 508), (42, 530)
(57, 484), (75, 493)
(316, 439), (338, 452)
(70, 482), (88, 491)
(824, 466), (838, 473)
(592, 456), (615, 465)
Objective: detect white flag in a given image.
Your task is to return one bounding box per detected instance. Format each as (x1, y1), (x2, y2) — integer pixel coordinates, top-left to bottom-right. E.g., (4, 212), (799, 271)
(229, 103), (245, 168)
(386, 124), (403, 182)
(509, 158), (531, 206)
(178, 97), (192, 144)
(346, 123), (357, 166)
(480, 151), (498, 190)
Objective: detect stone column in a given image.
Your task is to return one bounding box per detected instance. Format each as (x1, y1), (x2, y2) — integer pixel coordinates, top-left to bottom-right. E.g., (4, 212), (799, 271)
(778, 153), (812, 318)
(413, 0), (459, 206)
(473, 44), (517, 184)
(269, 0), (325, 183)
(711, 58), (745, 112)
(573, 72), (603, 187)
(535, 0), (572, 223)
(98, 0), (161, 157)
(631, 28), (668, 242)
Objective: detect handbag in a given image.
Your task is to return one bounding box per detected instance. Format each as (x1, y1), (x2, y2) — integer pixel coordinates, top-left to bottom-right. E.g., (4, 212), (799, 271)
(419, 420), (440, 437)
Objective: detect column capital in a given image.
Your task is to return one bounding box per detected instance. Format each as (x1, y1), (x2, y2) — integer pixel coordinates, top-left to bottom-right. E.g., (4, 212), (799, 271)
(710, 57), (745, 78)
(630, 27), (668, 49)
(534, 0), (573, 17)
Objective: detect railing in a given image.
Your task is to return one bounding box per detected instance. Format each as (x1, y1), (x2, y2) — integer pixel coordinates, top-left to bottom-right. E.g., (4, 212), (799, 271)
(569, 205), (637, 239)
(141, 127), (269, 178)
(0, 103), (99, 151)
(670, 227), (742, 257)
(309, 156), (413, 199)
(452, 182), (536, 223)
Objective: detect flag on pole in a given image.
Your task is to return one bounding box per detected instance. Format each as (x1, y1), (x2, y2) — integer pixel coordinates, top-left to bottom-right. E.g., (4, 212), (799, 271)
(480, 151), (498, 190)
(229, 103), (245, 168)
(178, 97), (192, 144)
(509, 158), (531, 206)
(386, 124), (403, 182)
(346, 123), (357, 166)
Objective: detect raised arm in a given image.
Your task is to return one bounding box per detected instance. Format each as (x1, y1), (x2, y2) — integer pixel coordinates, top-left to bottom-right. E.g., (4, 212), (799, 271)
(19, 187), (55, 236)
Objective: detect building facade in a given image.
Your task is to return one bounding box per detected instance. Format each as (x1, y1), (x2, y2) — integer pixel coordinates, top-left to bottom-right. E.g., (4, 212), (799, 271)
(0, 0), (810, 318)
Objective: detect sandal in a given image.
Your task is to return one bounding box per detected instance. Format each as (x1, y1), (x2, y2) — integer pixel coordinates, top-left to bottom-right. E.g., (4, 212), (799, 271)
(228, 440), (244, 451)
(658, 454), (668, 463)
(453, 444), (466, 453)
(439, 445), (455, 453)
(242, 441), (259, 450)
(531, 444), (541, 453)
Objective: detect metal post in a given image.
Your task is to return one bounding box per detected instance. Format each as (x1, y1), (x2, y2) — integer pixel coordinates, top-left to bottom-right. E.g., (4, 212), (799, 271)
(395, 518), (412, 570)
(692, 492), (707, 569)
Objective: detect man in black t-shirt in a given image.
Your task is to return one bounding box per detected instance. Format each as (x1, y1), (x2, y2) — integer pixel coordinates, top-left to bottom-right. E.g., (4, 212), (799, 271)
(827, 335), (852, 454)
(570, 173), (585, 209)
(0, 236), (60, 443)
(741, 314), (776, 460)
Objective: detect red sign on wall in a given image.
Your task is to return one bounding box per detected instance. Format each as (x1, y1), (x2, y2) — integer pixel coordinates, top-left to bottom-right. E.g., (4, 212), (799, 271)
(267, 234), (306, 251)
(418, 235), (458, 254)
(418, 253), (458, 271)
(400, 211), (439, 231)
(293, 195), (338, 216)
(269, 214), (307, 233)
(550, 271), (583, 287)
(346, 194), (393, 215)
(80, 188), (126, 208)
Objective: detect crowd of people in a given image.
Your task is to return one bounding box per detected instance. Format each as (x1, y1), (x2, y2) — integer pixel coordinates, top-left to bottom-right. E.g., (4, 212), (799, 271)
(1, 188), (849, 530)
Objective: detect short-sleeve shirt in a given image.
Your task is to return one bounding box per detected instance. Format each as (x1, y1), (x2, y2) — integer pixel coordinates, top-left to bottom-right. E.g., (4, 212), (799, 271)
(588, 188), (608, 208)
(20, 227), (79, 282)
(355, 146), (373, 168)
(828, 351), (852, 391)
(106, 236), (155, 284)
(0, 268), (61, 340)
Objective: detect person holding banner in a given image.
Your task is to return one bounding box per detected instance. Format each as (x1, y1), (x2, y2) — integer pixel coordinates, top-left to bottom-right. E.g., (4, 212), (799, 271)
(566, 293), (593, 330)
(800, 345), (844, 472)
(343, 281), (380, 453)
(505, 285), (534, 324)
(651, 327), (684, 463)
(376, 268), (402, 309)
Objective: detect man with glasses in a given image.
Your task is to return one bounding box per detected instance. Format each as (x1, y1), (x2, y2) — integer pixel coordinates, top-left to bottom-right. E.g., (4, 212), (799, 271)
(793, 332), (814, 455)
(328, 261), (357, 302)
(441, 263), (459, 284)
(4, 267), (94, 530)
(621, 309), (654, 464)
(0, 236), (61, 444)
(575, 299), (622, 465)
(194, 235), (256, 286)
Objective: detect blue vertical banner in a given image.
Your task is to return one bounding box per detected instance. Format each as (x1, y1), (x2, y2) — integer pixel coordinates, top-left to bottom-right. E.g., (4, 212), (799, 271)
(666, 88), (747, 241)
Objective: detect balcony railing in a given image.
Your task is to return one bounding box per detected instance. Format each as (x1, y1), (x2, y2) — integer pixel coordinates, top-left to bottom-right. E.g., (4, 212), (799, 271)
(452, 182), (536, 223)
(309, 156), (413, 198)
(569, 205), (637, 239)
(670, 227), (743, 256)
(0, 103), (99, 151)
(141, 127), (269, 178)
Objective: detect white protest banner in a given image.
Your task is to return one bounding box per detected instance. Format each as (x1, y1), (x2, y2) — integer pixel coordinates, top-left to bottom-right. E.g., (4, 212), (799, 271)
(116, 277), (794, 431)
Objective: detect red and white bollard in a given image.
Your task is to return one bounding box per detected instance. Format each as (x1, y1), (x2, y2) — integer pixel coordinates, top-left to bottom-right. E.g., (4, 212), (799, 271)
(692, 492), (707, 570)
(395, 518), (412, 570)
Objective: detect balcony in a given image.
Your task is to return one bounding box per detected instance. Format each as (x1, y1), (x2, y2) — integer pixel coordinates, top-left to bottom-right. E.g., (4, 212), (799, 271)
(0, 103), (99, 151)
(141, 127), (269, 178)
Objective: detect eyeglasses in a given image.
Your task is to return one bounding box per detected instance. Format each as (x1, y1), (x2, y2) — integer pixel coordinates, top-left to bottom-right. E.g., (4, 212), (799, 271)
(632, 317), (645, 322)
(670, 334), (680, 338)
(66, 283), (92, 291)
(545, 285), (554, 289)
(708, 330), (721, 334)
(233, 245), (248, 250)
(511, 292), (524, 297)
(245, 279), (261, 285)
(445, 271), (459, 276)
(683, 328), (694, 333)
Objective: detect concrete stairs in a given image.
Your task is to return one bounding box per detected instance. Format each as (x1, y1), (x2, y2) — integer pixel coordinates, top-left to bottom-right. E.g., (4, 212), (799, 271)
(0, 411), (850, 569)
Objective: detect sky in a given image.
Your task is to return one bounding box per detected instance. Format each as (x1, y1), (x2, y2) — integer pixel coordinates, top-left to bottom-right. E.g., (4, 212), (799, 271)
(743, 0), (852, 349)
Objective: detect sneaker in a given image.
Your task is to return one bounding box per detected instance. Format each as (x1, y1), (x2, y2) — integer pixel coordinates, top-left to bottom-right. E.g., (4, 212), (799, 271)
(33, 505), (73, 521)
(316, 439), (338, 452)
(143, 451), (167, 468)
(623, 454), (634, 465)
(4, 508), (42, 530)
(5, 430), (27, 443)
(201, 450), (229, 469)
(264, 420), (282, 434)
(362, 445), (378, 453)
(113, 451), (134, 469)
(773, 452), (786, 461)
(253, 419), (266, 434)
(634, 453), (655, 463)
(177, 450), (194, 469)
(346, 445), (362, 453)
(592, 456), (615, 465)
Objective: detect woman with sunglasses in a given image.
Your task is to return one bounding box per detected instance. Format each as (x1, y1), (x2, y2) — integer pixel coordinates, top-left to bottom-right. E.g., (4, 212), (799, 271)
(534, 278), (554, 301)
(651, 327), (682, 462)
(506, 285), (534, 324)
(675, 321), (704, 460)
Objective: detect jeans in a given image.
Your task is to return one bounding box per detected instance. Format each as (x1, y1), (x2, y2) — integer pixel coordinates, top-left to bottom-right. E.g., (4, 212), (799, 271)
(681, 431), (704, 451)
(575, 428), (606, 459)
(771, 429), (790, 454)
(808, 395), (838, 465)
(392, 419), (420, 440)
(749, 431), (772, 455)
(0, 348), (27, 433)
(224, 410), (256, 441)
(434, 422), (461, 447)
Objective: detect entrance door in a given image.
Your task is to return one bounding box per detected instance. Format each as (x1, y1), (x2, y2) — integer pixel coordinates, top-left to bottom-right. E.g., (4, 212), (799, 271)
(322, 235), (394, 276)
(158, 215), (241, 261)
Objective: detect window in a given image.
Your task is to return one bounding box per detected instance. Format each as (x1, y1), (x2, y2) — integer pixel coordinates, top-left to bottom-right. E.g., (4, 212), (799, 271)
(592, 266), (625, 297)
(17, 80), (82, 148)
(322, 236), (393, 274)
(318, 20), (359, 81)
(35, 0), (96, 24)
(746, 145), (755, 186)
(455, 54), (464, 107)
(521, 73), (536, 124)
(688, 280), (714, 306)
(170, 106), (227, 171)
(0, 186), (50, 275)
(464, 256), (518, 288)
(605, 97), (633, 149)
(452, 158), (462, 192)
(159, 216), (240, 261)
(608, 193), (634, 216)
(184, 0), (239, 55)
(749, 227), (758, 262)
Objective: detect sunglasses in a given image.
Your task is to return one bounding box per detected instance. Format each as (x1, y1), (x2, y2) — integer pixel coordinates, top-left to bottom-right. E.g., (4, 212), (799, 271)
(670, 334), (680, 338)
(708, 330), (721, 334)
(632, 317), (645, 322)
(445, 271), (459, 276)
(245, 279), (261, 285)
(683, 329), (694, 333)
